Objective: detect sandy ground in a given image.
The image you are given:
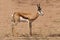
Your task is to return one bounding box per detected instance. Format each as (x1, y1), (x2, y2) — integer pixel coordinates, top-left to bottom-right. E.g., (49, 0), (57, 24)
(0, 0), (60, 40)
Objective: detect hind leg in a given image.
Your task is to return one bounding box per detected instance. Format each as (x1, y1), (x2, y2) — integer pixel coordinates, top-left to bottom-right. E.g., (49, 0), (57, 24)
(12, 13), (20, 36)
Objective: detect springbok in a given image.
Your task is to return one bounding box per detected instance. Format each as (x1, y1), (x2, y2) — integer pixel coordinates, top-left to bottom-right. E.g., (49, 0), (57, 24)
(11, 4), (44, 36)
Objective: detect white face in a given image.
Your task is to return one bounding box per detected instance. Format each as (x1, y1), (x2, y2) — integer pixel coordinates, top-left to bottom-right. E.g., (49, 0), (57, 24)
(38, 10), (44, 16)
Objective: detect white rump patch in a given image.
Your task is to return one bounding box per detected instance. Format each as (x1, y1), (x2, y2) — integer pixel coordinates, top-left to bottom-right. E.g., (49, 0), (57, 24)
(11, 14), (13, 17)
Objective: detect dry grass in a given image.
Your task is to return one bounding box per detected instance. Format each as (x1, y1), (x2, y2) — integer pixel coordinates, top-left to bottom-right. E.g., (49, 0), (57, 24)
(0, 0), (60, 40)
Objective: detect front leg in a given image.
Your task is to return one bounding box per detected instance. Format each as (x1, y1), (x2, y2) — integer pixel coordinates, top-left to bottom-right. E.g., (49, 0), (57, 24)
(29, 21), (32, 36)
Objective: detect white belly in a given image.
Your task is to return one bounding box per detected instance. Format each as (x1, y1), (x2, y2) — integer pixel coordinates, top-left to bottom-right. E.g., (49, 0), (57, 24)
(20, 17), (28, 22)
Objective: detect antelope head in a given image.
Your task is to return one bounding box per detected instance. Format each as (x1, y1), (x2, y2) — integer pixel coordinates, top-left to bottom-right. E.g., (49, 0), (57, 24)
(37, 4), (44, 16)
